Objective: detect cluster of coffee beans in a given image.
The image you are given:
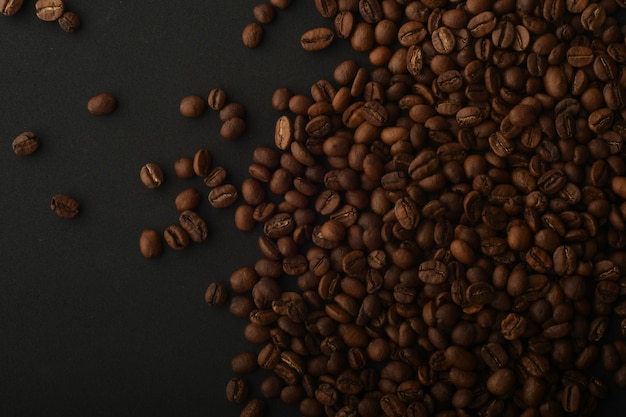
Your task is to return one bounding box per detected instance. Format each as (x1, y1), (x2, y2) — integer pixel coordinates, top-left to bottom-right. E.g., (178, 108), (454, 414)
(138, 145), (245, 258)
(203, 1), (626, 417)
(179, 89), (248, 140)
(1, 0), (81, 32)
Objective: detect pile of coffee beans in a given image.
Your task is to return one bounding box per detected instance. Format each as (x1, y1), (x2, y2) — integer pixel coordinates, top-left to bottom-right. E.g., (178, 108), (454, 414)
(202, 1), (626, 417)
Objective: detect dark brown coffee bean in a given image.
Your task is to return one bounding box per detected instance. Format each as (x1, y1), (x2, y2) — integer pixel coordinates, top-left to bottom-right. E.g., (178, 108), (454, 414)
(179, 210), (208, 243)
(208, 184), (239, 208)
(87, 93), (117, 115)
(12, 131), (39, 156)
(50, 193), (79, 219)
(139, 163), (164, 189)
(226, 377), (249, 404)
(221, 117), (247, 140)
(207, 88), (227, 111)
(1, 0), (24, 16)
(242, 22), (264, 48)
(205, 282), (228, 307)
(163, 225), (190, 250)
(301, 27), (335, 52)
(193, 148), (212, 177)
(35, 0), (63, 21)
(139, 229), (162, 258)
(204, 166), (228, 187)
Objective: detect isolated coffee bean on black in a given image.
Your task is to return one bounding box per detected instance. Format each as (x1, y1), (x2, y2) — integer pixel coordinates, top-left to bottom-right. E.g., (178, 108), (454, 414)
(87, 93), (117, 115)
(50, 194), (79, 219)
(12, 131), (39, 156)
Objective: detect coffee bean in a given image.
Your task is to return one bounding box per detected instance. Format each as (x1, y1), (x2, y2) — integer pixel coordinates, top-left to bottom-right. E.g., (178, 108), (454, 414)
(140, 163), (164, 189)
(193, 148), (212, 177)
(12, 131), (39, 156)
(139, 229), (162, 258)
(58, 11), (80, 32)
(208, 184), (238, 208)
(300, 27), (335, 52)
(179, 95), (206, 117)
(175, 188), (201, 212)
(1, 0), (24, 16)
(207, 88), (227, 111)
(253, 3), (276, 24)
(205, 282), (228, 307)
(220, 117), (246, 140)
(225, 377), (249, 403)
(242, 22), (263, 48)
(50, 194), (79, 219)
(35, 0), (63, 21)
(163, 225), (190, 250)
(179, 210), (208, 243)
(87, 93), (117, 115)
(173, 157), (195, 179)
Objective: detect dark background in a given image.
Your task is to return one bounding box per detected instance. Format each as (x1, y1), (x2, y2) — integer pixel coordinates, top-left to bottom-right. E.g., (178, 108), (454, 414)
(0, 1), (625, 417)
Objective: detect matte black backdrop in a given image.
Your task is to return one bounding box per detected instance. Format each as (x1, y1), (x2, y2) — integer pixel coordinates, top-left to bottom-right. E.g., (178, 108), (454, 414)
(0, 1), (625, 417)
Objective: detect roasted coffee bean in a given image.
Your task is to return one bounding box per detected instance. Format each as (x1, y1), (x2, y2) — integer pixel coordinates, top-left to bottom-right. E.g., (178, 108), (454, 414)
(140, 163), (164, 189)
(163, 225), (190, 250)
(242, 22), (264, 48)
(208, 184), (238, 208)
(35, 0), (63, 21)
(173, 157), (194, 179)
(226, 377), (249, 404)
(1, 0), (23, 15)
(193, 148), (212, 177)
(179, 95), (206, 117)
(240, 398), (266, 417)
(207, 88), (227, 111)
(175, 188), (201, 212)
(221, 117), (247, 140)
(179, 210), (208, 243)
(87, 93), (117, 115)
(139, 229), (162, 258)
(57, 11), (81, 31)
(50, 194), (79, 219)
(301, 27), (335, 52)
(205, 282), (228, 307)
(204, 166), (228, 187)
(12, 131), (39, 156)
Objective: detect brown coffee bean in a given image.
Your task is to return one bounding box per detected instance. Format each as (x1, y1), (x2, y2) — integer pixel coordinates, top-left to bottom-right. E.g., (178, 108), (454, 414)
(208, 184), (239, 208)
(193, 148), (212, 177)
(226, 377), (249, 404)
(50, 193), (79, 219)
(173, 157), (194, 179)
(58, 11), (80, 32)
(301, 27), (335, 52)
(139, 229), (162, 258)
(179, 210), (208, 243)
(1, 0), (24, 15)
(140, 163), (164, 189)
(221, 117), (247, 140)
(87, 93), (117, 115)
(205, 282), (228, 307)
(12, 131), (39, 156)
(253, 3), (276, 24)
(163, 225), (190, 250)
(242, 22), (264, 48)
(179, 95), (206, 117)
(35, 0), (63, 21)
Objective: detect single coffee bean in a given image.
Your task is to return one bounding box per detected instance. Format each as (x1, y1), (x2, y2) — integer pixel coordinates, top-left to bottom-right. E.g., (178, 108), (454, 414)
(175, 188), (201, 212)
(35, 0), (63, 21)
(179, 95), (206, 117)
(300, 27), (335, 52)
(58, 11), (80, 32)
(193, 148), (212, 177)
(173, 157), (195, 179)
(1, 0), (24, 16)
(253, 3), (276, 24)
(208, 184), (239, 208)
(87, 93), (117, 115)
(163, 224), (190, 250)
(179, 210), (208, 243)
(12, 131), (39, 156)
(140, 163), (164, 189)
(242, 22), (264, 48)
(226, 377), (249, 403)
(205, 282), (228, 307)
(204, 166), (228, 187)
(50, 194), (79, 219)
(139, 229), (162, 258)
(207, 88), (227, 111)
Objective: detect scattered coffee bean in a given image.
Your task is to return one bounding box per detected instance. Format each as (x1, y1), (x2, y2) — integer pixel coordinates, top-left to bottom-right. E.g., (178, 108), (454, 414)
(163, 225), (190, 250)
(242, 22), (263, 48)
(0, 0), (23, 16)
(205, 282), (228, 307)
(174, 188), (201, 212)
(50, 193), (79, 219)
(207, 88), (227, 111)
(179, 210), (208, 243)
(179, 95), (206, 118)
(87, 93), (117, 115)
(11, 131), (39, 156)
(139, 229), (162, 258)
(173, 157), (195, 179)
(139, 163), (164, 189)
(58, 11), (80, 32)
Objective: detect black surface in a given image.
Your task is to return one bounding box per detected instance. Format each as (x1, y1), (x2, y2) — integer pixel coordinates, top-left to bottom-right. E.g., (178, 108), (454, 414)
(0, 2), (353, 416)
(1, 2), (626, 417)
